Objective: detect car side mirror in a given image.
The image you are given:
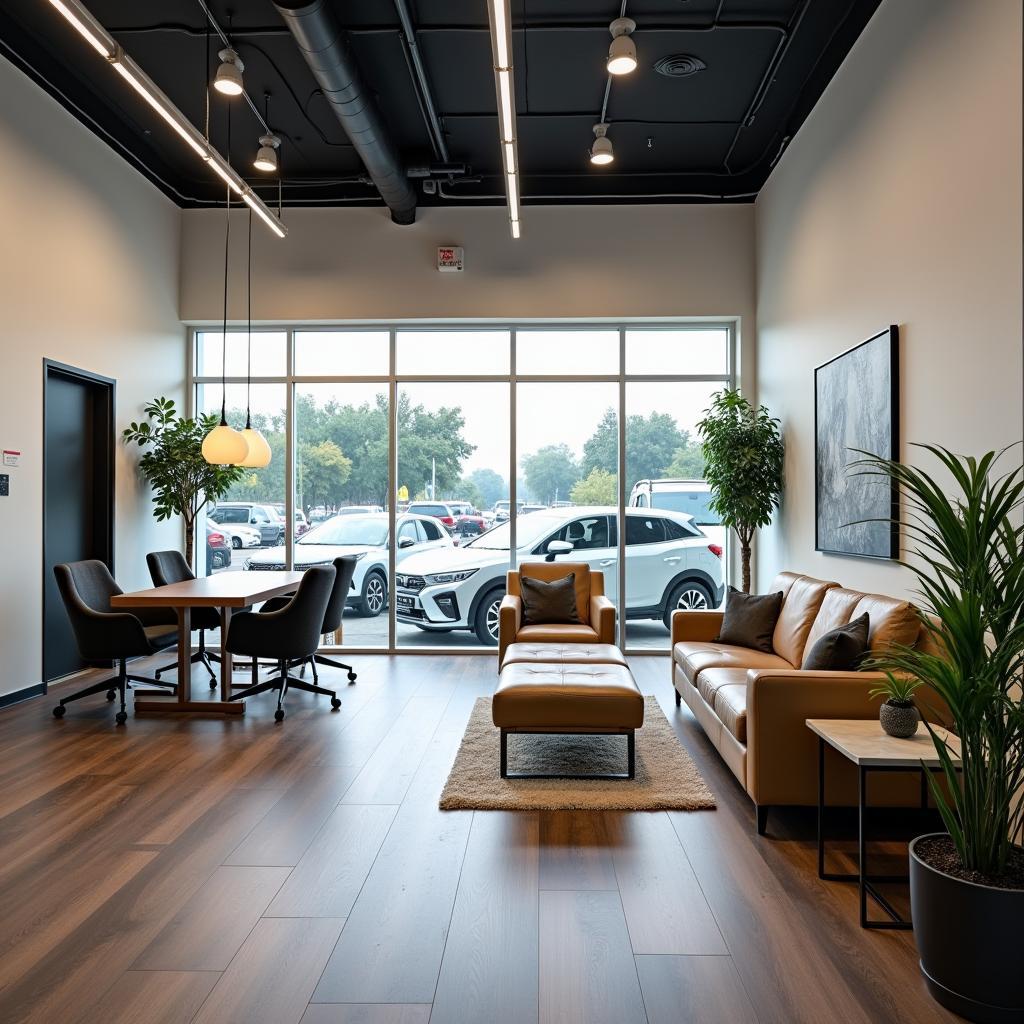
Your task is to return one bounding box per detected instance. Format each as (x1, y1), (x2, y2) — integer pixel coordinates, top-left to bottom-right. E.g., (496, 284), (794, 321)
(398, 536), (415, 549)
(545, 539), (574, 562)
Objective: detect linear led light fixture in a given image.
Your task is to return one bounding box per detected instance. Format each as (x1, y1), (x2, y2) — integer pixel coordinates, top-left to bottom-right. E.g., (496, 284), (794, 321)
(47, 0), (287, 238)
(487, 0), (520, 239)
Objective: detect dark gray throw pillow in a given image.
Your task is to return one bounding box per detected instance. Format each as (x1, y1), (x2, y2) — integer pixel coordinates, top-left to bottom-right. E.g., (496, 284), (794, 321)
(520, 573), (581, 627)
(802, 613), (870, 671)
(714, 586), (784, 653)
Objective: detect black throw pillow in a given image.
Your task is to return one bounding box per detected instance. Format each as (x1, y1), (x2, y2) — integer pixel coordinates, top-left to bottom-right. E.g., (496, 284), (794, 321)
(714, 586), (784, 653)
(520, 573), (581, 626)
(802, 613), (870, 671)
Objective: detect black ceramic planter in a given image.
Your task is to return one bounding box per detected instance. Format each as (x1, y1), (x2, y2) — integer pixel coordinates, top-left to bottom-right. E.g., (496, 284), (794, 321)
(910, 834), (1024, 1023)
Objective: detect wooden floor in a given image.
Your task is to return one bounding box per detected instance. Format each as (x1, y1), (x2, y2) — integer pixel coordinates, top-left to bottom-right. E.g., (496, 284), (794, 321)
(0, 655), (960, 1024)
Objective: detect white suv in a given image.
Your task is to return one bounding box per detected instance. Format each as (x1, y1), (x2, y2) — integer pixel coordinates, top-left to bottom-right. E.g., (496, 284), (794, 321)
(395, 506), (723, 645)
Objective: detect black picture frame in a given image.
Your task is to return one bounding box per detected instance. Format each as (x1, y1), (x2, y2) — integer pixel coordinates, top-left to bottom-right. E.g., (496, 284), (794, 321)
(814, 326), (899, 560)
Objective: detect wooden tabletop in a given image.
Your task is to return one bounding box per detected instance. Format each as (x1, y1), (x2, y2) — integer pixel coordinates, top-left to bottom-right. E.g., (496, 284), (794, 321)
(806, 718), (962, 768)
(111, 570), (306, 608)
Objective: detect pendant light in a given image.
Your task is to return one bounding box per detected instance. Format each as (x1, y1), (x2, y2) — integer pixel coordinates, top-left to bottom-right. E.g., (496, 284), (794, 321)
(607, 17), (637, 76)
(202, 182), (249, 466)
(239, 208), (272, 468)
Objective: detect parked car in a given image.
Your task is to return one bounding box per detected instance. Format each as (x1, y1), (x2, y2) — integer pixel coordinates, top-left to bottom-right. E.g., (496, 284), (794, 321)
(209, 502), (285, 546)
(453, 509), (488, 537)
(396, 506), (723, 645)
(628, 479), (725, 548)
(271, 504), (309, 537)
(492, 499), (524, 523)
(218, 522), (262, 550)
(245, 512), (452, 617)
(334, 505), (384, 516)
(406, 501), (456, 530)
(205, 521), (231, 573)
(308, 506), (331, 523)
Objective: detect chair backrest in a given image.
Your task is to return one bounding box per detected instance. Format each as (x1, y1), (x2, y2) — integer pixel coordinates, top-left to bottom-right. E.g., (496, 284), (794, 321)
(53, 560), (124, 660)
(321, 556), (358, 633)
(508, 562), (596, 623)
(285, 565), (337, 653)
(147, 550), (194, 588)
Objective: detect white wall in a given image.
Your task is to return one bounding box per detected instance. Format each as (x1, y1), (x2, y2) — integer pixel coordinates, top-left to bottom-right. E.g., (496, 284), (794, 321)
(179, 203), (756, 383)
(755, 0), (1023, 598)
(0, 59), (184, 697)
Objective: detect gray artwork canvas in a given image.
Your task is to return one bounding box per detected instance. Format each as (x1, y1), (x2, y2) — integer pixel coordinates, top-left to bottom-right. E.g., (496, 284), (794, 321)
(815, 327), (899, 558)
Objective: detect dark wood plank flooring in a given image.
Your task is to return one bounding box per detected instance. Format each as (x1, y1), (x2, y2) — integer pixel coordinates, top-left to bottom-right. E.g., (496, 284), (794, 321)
(0, 655), (960, 1024)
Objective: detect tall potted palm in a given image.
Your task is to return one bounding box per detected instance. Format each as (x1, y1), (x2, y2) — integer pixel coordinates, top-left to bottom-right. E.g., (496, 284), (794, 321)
(857, 444), (1024, 1023)
(697, 389), (784, 592)
(123, 397), (243, 568)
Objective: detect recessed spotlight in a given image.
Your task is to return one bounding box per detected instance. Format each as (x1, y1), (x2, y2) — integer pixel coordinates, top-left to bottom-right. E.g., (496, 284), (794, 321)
(253, 134), (280, 172)
(590, 123), (614, 165)
(214, 47), (244, 96)
(607, 17), (637, 76)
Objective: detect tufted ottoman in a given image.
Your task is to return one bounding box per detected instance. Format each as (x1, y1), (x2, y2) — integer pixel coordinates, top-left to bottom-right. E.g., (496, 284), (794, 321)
(492, 659), (644, 779)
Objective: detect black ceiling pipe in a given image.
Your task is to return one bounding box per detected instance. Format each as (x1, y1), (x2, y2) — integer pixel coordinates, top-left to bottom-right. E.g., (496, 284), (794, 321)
(273, 0), (417, 224)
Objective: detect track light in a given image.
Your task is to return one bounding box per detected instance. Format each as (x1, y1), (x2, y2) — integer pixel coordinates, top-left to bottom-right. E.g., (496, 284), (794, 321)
(590, 123), (614, 165)
(214, 47), (244, 96)
(488, 0), (522, 239)
(253, 134), (280, 172)
(607, 17), (637, 76)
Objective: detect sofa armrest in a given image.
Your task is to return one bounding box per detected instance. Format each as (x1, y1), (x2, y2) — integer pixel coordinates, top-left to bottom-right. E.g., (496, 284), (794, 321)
(745, 669), (890, 805)
(498, 594), (522, 668)
(590, 594), (615, 644)
(670, 609), (724, 647)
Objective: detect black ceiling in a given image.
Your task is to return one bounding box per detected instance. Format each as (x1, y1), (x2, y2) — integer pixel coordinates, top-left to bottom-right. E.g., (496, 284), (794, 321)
(0, 0), (881, 211)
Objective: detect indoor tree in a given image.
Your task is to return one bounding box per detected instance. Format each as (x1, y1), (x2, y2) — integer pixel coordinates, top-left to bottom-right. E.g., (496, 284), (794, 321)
(123, 397), (243, 567)
(697, 389), (784, 592)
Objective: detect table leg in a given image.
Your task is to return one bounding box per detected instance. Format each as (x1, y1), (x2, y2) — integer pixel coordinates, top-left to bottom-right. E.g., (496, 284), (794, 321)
(858, 765), (868, 927)
(174, 607), (192, 705)
(817, 737), (826, 878)
(220, 606), (233, 702)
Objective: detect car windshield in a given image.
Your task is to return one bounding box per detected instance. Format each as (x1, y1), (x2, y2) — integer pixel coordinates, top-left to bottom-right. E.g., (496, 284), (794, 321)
(298, 516), (387, 547)
(467, 516), (555, 551)
(651, 490), (721, 524)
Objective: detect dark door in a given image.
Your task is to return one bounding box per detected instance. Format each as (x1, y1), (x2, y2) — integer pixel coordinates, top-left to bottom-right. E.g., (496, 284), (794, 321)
(43, 361), (115, 682)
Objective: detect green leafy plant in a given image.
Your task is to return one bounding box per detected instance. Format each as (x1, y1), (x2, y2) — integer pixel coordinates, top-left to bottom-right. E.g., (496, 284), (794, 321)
(855, 444), (1024, 876)
(123, 397), (244, 567)
(696, 389), (784, 592)
(868, 673), (922, 707)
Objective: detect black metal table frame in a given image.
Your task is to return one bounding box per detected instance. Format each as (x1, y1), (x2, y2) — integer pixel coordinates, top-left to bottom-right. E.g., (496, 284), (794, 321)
(816, 737), (945, 930)
(499, 727), (636, 780)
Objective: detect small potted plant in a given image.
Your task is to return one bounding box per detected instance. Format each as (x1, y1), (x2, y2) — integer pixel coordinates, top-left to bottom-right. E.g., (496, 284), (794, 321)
(868, 674), (921, 738)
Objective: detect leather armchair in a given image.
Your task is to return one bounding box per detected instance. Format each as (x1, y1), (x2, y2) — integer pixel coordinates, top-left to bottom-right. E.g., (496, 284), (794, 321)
(498, 562), (615, 664)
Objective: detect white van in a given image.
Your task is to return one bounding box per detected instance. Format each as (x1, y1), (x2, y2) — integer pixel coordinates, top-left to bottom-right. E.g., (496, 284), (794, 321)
(628, 479), (725, 548)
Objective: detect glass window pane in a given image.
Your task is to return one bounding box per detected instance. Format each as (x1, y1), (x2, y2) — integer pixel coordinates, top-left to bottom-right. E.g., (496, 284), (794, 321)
(516, 330), (618, 376)
(625, 328), (728, 376)
(196, 331), (286, 378)
(295, 331), (389, 377)
(396, 382), (510, 649)
(396, 330), (510, 376)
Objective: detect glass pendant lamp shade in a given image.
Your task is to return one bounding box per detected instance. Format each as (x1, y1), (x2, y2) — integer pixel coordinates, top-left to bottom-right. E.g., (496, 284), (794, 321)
(203, 422), (250, 464)
(239, 426), (271, 467)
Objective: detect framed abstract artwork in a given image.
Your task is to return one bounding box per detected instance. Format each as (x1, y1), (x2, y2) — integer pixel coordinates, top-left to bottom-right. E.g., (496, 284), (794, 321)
(814, 325), (899, 559)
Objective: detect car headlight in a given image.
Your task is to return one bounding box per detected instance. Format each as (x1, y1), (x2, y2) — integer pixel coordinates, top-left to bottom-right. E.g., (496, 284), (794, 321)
(423, 569), (478, 585)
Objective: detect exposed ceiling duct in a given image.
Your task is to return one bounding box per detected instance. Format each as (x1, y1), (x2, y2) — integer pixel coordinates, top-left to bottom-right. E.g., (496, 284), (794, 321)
(273, 0), (417, 225)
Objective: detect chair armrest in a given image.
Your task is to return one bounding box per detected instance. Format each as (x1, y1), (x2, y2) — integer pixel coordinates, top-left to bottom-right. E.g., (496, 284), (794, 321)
(77, 609), (152, 660)
(670, 609), (724, 647)
(498, 594), (522, 667)
(589, 594), (615, 644)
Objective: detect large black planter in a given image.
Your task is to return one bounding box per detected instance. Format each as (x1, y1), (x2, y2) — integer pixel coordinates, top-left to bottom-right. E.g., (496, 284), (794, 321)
(910, 834), (1024, 1023)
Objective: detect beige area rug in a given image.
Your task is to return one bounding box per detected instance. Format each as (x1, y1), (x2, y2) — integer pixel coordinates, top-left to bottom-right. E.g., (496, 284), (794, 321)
(439, 696), (716, 811)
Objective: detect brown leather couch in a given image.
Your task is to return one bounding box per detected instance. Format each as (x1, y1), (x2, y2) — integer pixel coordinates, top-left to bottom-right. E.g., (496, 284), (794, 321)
(672, 571), (946, 833)
(498, 563), (615, 667)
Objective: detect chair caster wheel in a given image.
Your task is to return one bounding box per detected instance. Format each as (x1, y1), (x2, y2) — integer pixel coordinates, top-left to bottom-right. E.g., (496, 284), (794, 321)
(274, 708), (285, 722)
(209, 680), (218, 690)
(53, 705), (66, 718)
(115, 711), (128, 725)
(106, 689), (116, 701)
(331, 697), (341, 710)
(347, 671), (357, 683)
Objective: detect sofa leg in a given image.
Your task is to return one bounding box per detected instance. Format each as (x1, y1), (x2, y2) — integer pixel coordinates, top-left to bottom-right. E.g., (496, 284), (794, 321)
(674, 688), (681, 707)
(500, 729), (508, 778)
(756, 805), (769, 836)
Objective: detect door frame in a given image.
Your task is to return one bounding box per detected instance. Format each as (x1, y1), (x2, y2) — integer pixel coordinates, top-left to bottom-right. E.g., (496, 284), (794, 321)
(42, 359), (116, 686)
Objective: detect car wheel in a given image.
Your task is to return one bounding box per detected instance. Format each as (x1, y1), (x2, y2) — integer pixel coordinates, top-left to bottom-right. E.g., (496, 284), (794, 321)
(663, 580), (714, 629)
(357, 570), (387, 618)
(473, 588), (504, 646)
(231, 536), (242, 550)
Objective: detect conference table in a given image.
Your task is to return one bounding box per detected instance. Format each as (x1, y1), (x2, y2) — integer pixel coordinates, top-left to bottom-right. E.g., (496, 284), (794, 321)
(111, 570), (305, 715)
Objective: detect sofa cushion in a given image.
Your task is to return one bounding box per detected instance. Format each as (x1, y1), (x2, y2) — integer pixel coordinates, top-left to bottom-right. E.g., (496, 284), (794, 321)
(852, 594), (920, 652)
(520, 572), (581, 626)
(716, 587), (784, 653)
(772, 575), (837, 666)
(767, 571), (804, 601)
(696, 666), (747, 706)
(514, 623), (600, 644)
(673, 641), (791, 686)
(714, 684), (748, 743)
(803, 587), (866, 655)
(801, 613), (870, 671)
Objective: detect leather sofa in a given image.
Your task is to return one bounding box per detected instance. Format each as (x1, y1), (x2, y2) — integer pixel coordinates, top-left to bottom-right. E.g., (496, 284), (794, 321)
(498, 562), (615, 666)
(672, 571), (947, 833)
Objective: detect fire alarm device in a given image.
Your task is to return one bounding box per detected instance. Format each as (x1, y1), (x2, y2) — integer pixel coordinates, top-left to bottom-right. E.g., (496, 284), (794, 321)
(437, 246), (464, 272)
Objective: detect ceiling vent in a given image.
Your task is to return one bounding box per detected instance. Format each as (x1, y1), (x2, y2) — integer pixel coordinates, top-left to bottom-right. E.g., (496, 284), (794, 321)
(654, 54), (707, 78)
